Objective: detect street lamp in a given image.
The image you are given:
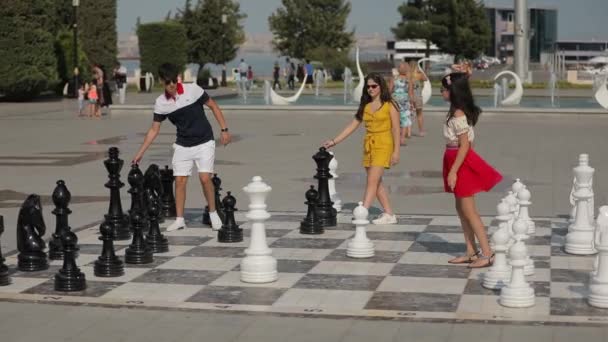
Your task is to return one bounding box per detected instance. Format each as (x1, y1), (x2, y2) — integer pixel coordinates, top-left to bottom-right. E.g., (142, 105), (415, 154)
(72, 0), (79, 98)
(220, 14), (228, 87)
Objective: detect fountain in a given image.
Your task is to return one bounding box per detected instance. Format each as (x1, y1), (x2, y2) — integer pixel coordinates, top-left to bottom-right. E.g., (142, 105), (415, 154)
(493, 82), (503, 108)
(548, 70), (559, 107)
(265, 74), (308, 105)
(314, 68), (324, 97)
(236, 73), (248, 103)
(352, 46), (364, 103)
(493, 71), (523, 106)
(263, 80), (271, 105)
(593, 73), (608, 110)
(417, 58), (433, 104)
(343, 67), (353, 104)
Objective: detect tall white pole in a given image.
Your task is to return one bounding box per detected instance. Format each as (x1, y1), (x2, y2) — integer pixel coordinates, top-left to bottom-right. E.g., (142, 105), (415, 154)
(514, 0), (528, 80)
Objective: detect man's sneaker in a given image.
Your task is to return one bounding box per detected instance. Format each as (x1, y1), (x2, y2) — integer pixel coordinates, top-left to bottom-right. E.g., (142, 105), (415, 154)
(372, 213), (397, 225)
(209, 211), (222, 231)
(166, 218), (187, 232)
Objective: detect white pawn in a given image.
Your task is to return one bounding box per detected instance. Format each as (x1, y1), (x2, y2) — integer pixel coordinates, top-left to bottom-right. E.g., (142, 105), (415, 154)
(512, 178), (525, 213)
(504, 191), (518, 234)
(240, 176), (278, 283)
(328, 151), (342, 213)
(347, 202), (374, 258)
(517, 186), (535, 235)
(589, 206), (608, 308)
(483, 202), (511, 289)
(513, 217), (534, 276)
(500, 239), (535, 308)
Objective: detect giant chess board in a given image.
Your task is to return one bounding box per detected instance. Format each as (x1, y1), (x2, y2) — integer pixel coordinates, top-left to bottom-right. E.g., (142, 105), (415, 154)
(1, 210), (607, 325)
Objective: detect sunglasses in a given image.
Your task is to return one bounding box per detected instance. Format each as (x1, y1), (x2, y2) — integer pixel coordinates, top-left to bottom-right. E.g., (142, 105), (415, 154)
(163, 78), (178, 85)
(366, 84), (379, 89)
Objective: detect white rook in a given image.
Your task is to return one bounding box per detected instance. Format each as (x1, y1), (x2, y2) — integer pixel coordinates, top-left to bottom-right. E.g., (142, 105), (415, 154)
(240, 176), (278, 283)
(565, 154), (596, 255)
(347, 202), (374, 258)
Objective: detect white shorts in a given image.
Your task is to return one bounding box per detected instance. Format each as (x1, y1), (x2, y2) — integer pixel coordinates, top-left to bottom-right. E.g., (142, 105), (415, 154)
(172, 140), (215, 176)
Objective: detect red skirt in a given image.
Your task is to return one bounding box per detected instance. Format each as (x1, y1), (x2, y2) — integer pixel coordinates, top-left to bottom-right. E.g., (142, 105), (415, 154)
(443, 147), (502, 198)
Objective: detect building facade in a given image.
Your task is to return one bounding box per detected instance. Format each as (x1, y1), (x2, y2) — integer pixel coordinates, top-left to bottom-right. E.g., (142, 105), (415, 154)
(485, 6), (557, 63)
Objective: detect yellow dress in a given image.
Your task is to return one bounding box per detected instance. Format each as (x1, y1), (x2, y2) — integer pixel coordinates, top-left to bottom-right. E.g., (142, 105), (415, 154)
(362, 102), (394, 168)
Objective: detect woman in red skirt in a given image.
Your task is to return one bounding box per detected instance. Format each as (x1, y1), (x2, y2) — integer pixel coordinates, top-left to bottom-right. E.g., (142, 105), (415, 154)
(441, 72), (502, 268)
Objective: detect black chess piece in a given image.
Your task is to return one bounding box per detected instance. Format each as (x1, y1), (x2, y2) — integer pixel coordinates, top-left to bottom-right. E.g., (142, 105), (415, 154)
(160, 165), (177, 218)
(16, 194), (49, 272)
(144, 164), (165, 223)
(104, 147), (131, 240)
(218, 191), (243, 243)
(0, 215), (10, 286)
(94, 221), (124, 277)
(313, 147), (337, 227)
(300, 186), (324, 234)
(128, 164), (147, 227)
(144, 187), (169, 253)
(54, 231), (86, 292)
(203, 173), (225, 225)
(125, 211), (153, 264)
(49, 180), (77, 260)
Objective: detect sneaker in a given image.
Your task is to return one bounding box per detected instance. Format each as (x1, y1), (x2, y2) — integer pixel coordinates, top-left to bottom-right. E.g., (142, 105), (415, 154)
(372, 213), (397, 225)
(209, 211), (222, 231)
(166, 218), (187, 232)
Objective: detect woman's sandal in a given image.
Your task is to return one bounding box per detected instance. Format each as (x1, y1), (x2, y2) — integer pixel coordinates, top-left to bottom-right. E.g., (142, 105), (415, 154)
(467, 252), (495, 269)
(448, 251), (479, 264)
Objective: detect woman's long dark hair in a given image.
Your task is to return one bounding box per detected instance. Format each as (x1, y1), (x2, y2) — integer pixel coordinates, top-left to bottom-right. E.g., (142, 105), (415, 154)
(441, 72), (481, 126)
(355, 73), (399, 121)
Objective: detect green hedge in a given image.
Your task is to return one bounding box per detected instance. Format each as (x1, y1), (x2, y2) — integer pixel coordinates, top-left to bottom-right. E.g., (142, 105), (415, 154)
(137, 22), (188, 76)
(79, 0), (117, 71)
(0, 0), (59, 100)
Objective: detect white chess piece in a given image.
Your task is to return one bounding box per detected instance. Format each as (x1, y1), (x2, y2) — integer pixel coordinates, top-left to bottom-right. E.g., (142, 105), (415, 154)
(240, 176), (278, 283)
(517, 186), (535, 235)
(504, 191), (518, 234)
(569, 176), (576, 224)
(483, 202), (511, 289)
(513, 217), (534, 276)
(565, 154), (596, 255)
(511, 178), (525, 213)
(328, 151), (342, 212)
(347, 202), (374, 258)
(499, 240), (535, 308)
(589, 206), (608, 308)
(591, 206), (608, 278)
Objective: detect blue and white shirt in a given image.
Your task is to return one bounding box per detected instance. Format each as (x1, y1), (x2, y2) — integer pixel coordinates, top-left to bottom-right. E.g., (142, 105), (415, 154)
(153, 83), (213, 147)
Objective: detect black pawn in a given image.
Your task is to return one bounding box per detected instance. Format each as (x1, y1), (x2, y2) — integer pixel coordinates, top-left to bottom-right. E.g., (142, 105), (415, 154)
(49, 180), (77, 260)
(125, 212), (153, 264)
(54, 231), (86, 292)
(104, 147), (131, 241)
(94, 221), (124, 277)
(145, 188), (169, 253)
(17, 194), (49, 272)
(300, 186), (324, 234)
(218, 191), (243, 243)
(203, 173), (225, 225)
(0, 215), (10, 286)
(160, 165), (177, 218)
(144, 164), (165, 223)
(313, 147), (337, 227)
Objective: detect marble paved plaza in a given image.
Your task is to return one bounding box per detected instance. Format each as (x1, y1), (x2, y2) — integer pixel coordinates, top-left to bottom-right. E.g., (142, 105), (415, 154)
(1, 99), (608, 341)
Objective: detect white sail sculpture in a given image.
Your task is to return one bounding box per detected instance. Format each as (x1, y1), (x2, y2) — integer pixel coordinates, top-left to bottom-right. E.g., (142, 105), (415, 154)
(267, 74), (308, 105)
(417, 58), (433, 105)
(494, 71), (523, 106)
(594, 75), (608, 110)
(352, 46), (364, 103)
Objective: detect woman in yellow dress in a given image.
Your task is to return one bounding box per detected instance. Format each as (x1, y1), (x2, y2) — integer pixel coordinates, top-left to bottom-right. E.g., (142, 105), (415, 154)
(323, 73), (401, 224)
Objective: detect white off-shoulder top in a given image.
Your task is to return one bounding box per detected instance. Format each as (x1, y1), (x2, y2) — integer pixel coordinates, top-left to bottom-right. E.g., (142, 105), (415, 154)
(443, 115), (474, 145)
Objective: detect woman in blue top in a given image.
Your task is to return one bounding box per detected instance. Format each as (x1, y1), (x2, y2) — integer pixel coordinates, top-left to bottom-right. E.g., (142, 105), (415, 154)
(389, 62), (414, 145)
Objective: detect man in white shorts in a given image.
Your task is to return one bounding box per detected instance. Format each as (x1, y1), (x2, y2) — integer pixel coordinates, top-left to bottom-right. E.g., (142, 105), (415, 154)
(133, 63), (231, 231)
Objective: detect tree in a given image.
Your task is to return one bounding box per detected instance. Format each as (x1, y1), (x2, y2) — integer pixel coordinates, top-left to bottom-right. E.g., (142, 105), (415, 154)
(0, 0), (59, 100)
(55, 29), (91, 85)
(391, 0), (490, 60)
(79, 0), (117, 71)
(137, 22), (188, 76)
(177, 0), (246, 67)
(269, 0), (354, 59)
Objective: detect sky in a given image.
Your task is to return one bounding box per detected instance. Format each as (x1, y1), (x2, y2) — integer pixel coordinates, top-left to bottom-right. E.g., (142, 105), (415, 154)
(117, 0), (608, 40)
